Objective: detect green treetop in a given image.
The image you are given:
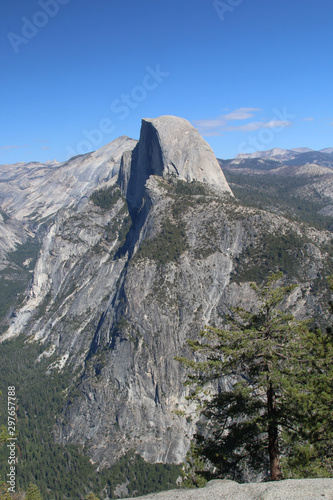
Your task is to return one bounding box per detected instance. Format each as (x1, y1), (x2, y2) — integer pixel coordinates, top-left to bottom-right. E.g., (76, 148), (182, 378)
(25, 483), (43, 500)
(177, 272), (333, 481)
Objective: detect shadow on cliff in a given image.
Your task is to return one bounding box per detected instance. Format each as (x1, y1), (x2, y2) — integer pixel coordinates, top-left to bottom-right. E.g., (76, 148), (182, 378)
(113, 138), (157, 260)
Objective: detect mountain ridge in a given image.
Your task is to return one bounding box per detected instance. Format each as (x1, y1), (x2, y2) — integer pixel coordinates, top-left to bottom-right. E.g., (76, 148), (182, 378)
(0, 117), (332, 495)
(235, 146), (333, 161)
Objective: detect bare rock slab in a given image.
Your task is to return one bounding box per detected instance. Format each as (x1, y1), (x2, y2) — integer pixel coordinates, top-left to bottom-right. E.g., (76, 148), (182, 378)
(124, 479), (333, 500)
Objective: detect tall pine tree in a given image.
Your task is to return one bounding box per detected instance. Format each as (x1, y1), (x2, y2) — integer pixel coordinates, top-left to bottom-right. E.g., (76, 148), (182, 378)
(177, 273), (332, 481)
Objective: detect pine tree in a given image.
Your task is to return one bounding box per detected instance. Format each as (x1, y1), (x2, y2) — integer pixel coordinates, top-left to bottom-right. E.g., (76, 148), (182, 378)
(176, 272), (332, 481)
(85, 493), (100, 500)
(181, 443), (207, 488)
(281, 280), (333, 477)
(0, 475), (12, 500)
(0, 391), (10, 446)
(25, 483), (43, 500)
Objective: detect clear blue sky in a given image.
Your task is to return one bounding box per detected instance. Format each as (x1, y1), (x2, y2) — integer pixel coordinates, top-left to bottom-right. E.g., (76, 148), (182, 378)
(1, 0), (332, 163)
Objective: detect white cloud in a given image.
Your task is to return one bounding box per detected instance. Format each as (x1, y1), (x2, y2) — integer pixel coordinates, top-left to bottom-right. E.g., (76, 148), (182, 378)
(199, 131), (223, 137)
(193, 107), (261, 134)
(224, 120), (292, 132)
(222, 107), (261, 121)
(193, 108), (293, 136)
(0, 145), (21, 151)
(193, 117), (227, 129)
(303, 117), (314, 122)
(0, 144), (29, 152)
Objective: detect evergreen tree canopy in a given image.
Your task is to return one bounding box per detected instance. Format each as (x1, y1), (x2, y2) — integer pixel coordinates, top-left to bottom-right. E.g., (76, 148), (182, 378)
(0, 475), (12, 500)
(85, 493), (101, 500)
(25, 483), (43, 500)
(177, 273), (333, 481)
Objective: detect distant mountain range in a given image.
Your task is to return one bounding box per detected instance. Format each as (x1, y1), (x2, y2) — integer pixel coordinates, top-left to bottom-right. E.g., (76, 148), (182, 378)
(235, 147), (333, 162)
(219, 145), (333, 224)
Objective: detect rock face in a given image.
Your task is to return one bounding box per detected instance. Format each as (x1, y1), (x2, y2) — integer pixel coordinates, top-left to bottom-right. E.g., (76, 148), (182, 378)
(0, 136), (136, 221)
(124, 479), (333, 500)
(118, 116), (232, 210)
(0, 116), (332, 470)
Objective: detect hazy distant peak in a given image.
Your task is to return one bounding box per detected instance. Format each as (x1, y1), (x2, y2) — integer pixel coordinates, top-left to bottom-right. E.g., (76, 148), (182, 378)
(44, 159), (60, 166)
(320, 147), (333, 154)
(236, 146), (332, 162)
(236, 148), (290, 159)
(290, 147), (313, 153)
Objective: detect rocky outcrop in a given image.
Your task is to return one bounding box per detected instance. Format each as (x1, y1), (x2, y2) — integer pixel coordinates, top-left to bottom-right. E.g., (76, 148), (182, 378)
(124, 479), (333, 500)
(118, 116), (232, 210)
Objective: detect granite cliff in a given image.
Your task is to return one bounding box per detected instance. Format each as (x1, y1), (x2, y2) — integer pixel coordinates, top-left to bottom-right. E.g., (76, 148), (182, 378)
(0, 116), (332, 472)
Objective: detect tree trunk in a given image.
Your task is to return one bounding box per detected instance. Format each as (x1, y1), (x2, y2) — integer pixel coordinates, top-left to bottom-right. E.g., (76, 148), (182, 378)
(267, 381), (282, 480)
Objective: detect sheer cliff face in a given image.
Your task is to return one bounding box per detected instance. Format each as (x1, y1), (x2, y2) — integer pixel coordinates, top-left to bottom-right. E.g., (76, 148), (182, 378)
(1, 116), (332, 467)
(118, 116), (232, 210)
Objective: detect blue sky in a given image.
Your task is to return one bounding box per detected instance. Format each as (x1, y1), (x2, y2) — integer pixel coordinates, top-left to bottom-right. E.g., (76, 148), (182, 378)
(1, 0), (332, 164)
